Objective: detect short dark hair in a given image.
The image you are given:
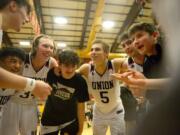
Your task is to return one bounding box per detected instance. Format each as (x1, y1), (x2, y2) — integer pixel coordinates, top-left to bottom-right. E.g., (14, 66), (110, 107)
(92, 40), (110, 53)
(0, 47), (26, 61)
(58, 50), (80, 66)
(0, 0), (31, 14)
(119, 32), (129, 47)
(120, 32), (129, 41)
(128, 22), (157, 36)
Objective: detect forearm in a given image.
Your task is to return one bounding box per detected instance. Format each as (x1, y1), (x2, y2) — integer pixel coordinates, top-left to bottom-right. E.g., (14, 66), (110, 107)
(0, 68), (27, 90)
(77, 102), (85, 134)
(145, 78), (171, 90)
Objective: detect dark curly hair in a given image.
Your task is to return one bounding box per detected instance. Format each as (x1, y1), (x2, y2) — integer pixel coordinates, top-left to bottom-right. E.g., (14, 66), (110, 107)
(58, 49), (80, 66)
(0, 47), (26, 61)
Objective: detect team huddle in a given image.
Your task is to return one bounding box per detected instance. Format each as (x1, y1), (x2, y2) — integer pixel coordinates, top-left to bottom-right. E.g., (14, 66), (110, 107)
(0, 0), (172, 135)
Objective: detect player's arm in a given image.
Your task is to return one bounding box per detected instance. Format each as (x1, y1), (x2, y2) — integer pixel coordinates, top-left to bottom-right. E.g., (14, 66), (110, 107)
(111, 70), (171, 90)
(50, 57), (58, 69)
(76, 63), (89, 78)
(112, 58), (128, 73)
(0, 67), (51, 100)
(143, 78), (171, 90)
(77, 102), (85, 135)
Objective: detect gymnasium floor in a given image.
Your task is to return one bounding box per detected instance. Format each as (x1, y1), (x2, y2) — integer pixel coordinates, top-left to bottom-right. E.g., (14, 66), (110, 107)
(36, 121), (110, 135)
(82, 122), (110, 135)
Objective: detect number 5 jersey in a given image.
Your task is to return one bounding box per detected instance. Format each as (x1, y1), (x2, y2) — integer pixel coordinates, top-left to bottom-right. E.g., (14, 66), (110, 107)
(87, 60), (124, 113)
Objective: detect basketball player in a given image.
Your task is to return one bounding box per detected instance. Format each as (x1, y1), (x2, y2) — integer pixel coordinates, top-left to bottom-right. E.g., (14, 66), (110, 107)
(119, 32), (145, 135)
(1, 34), (57, 135)
(0, 0), (52, 100)
(0, 47), (26, 130)
(77, 40), (127, 135)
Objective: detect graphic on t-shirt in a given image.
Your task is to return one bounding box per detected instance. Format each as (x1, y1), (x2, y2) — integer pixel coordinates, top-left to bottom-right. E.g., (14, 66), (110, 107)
(52, 83), (75, 100)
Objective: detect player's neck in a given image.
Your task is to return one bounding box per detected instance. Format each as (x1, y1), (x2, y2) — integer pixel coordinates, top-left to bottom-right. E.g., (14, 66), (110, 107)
(132, 55), (144, 65)
(94, 59), (108, 74)
(31, 55), (47, 71)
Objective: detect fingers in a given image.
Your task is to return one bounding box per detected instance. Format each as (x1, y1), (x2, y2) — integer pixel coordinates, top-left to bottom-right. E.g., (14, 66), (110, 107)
(40, 84), (52, 100)
(111, 72), (134, 80)
(32, 81), (52, 100)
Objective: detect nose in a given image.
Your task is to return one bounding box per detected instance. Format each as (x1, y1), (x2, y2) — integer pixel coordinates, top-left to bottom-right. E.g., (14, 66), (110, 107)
(14, 62), (21, 70)
(67, 67), (74, 73)
(124, 44), (130, 50)
(47, 46), (54, 54)
(133, 39), (139, 48)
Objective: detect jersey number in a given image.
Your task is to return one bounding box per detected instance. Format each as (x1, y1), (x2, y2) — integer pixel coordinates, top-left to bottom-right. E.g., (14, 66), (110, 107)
(19, 92), (34, 98)
(100, 91), (109, 103)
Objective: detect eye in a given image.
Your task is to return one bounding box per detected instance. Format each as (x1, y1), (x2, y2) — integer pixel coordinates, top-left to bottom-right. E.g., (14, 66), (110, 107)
(95, 48), (101, 51)
(126, 40), (132, 46)
(122, 44), (125, 48)
(42, 44), (49, 48)
(136, 33), (143, 39)
(50, 46), (54, 50)
(130, 37), (135, 42)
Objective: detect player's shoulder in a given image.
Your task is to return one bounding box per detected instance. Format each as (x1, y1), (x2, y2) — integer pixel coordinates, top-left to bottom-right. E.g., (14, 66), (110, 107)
(49, 57), (58, 69)
(76, 63), (90, 77)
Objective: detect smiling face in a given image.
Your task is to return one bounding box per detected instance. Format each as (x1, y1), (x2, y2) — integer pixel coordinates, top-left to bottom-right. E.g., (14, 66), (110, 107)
(0, 56), (24, 74)
(90, 43), (108, 65)
(59, 63), (77, 79)
(121, 38), (137, 57)
(34, 37), (55, 61)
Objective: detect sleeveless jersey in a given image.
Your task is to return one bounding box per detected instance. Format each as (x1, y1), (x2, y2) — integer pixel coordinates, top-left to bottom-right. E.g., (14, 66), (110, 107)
(11, 53), (51, 104)
(126, 57), (143, 72)
(87, 60), (123, 113)
(0, 88), (15, 116)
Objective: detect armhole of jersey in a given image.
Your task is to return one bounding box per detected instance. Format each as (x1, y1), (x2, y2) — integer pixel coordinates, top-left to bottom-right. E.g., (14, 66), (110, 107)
(25, 53), (30, 64)
(45, 57), (51, 68)
(107, 60), (113, 70)
(90, 63), (94, 75)
(128, 57), (134, 65)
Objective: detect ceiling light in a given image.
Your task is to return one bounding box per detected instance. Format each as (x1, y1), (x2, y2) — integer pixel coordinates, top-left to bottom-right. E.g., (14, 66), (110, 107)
(54, 17), (68, 24)
(102, 21), (115, 29)
(57, 42), (67, 48)
(19, 41), (30, 46)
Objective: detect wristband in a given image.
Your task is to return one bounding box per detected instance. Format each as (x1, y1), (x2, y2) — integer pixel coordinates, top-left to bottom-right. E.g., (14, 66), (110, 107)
(24, 78), (36, 92)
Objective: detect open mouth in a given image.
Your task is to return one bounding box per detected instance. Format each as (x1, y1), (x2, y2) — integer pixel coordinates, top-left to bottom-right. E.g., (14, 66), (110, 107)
(137, 44), (144, 50)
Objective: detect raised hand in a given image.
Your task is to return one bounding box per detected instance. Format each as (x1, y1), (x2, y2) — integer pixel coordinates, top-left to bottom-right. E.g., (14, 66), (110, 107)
(32, 80), (52, 100)
(111, 70), (147, 97)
